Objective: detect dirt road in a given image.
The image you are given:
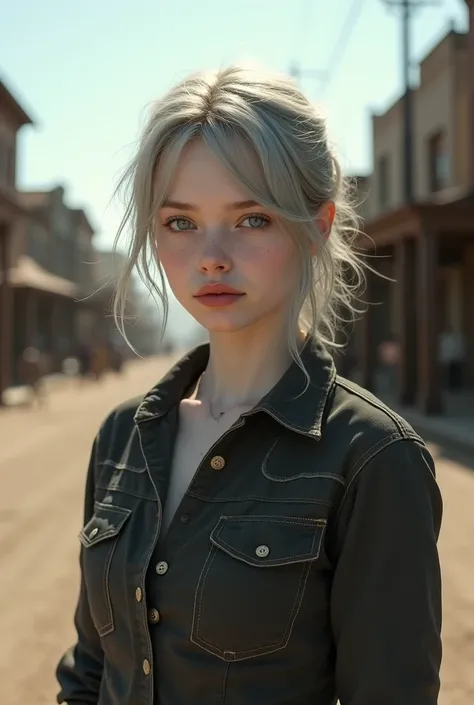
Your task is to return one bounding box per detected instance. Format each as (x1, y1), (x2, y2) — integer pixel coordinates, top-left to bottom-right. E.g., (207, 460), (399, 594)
(0, 357), (472, 704)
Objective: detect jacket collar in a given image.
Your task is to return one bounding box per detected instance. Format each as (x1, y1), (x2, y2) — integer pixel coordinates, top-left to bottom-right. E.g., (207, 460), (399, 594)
(134, 336), (336, 439)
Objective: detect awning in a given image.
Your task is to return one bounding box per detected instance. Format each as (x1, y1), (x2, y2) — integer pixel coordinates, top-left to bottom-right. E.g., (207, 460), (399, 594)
(9, 256), (78, 298)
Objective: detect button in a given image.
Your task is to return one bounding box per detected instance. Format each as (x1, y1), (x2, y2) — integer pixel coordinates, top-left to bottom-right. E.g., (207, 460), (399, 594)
(156, 561), (168, 576)
(180, 514), (189, 524)
(142, 659), (151, 676)
(135, 587), (143, 602)
(210, 455), (225, 471)
(148, 608), (161, 624)
(255, 544), (270, 558)
(89, 527), (99, 539)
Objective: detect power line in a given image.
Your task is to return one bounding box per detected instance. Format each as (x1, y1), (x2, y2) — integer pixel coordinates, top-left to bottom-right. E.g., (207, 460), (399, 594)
(291, 0), (315, 58)
(318, 0), (366, 96)
(288, 0), (365, 95)
(289, 0), (327, 89)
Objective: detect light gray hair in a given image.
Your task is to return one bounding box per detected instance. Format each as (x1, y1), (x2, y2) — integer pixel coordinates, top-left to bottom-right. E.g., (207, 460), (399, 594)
(113, 65), (367, 370)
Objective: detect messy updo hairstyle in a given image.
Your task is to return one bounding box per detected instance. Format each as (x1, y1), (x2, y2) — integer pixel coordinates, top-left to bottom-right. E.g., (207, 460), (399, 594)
(113, 65), (367, 368)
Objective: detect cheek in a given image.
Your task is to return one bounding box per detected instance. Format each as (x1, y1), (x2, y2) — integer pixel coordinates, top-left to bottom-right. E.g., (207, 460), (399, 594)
(240, 238), (299, 280)
(156, 238), (190, 275)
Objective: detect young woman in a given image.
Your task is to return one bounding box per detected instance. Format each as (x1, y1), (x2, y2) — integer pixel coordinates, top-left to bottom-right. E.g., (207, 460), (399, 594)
(56, 66), (442, 705)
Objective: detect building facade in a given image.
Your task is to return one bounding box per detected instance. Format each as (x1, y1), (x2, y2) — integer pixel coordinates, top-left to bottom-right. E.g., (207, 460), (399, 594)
(352, 5), (474, 414)
(0, 80), (33, 402)
(0, 75), (161, 402)
(8, 187), (100, 380)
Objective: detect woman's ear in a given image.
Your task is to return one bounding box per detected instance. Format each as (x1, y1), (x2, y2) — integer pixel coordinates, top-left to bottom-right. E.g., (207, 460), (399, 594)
(311, 201), (336, 255)
(317, 201), (335, 239)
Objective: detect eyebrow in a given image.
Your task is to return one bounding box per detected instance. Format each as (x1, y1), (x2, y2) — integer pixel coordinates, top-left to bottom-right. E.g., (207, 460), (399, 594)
(160, 199), (262, 212)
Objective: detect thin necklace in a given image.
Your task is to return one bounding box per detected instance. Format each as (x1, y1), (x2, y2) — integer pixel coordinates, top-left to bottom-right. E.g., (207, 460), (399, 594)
(208, 401), (226, 422)
(196, 375), (258, 422)
(195, 376), (225, 421)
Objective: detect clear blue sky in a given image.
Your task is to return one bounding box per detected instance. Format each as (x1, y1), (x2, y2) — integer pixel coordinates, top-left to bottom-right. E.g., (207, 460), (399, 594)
(2, 0), (468, 340)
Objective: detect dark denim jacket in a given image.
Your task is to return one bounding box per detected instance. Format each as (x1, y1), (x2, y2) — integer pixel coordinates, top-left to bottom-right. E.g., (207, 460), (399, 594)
(56, 339), (442, 705)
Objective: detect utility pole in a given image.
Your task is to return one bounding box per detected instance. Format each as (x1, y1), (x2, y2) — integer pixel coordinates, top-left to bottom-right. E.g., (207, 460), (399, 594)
(383, 0), (439, 204)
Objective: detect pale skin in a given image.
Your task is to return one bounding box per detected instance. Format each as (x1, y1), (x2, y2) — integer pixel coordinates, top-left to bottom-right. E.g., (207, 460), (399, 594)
(155, 139), (334, 530)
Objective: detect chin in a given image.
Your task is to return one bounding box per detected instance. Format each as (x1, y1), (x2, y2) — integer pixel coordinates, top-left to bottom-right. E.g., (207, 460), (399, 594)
(191, 309), (258, 334)
(200, 317), (252, 334)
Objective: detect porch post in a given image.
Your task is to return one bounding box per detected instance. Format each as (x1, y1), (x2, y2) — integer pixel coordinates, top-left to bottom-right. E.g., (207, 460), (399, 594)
(48, 295), (65, 371)
(463, 244), (474, 386)
(417, 229), (442, 414)
(25, 287), (38, 348)
(359, 268), (376, 391)
(395, 237), (417, 404)
(69, 298), (78, 353)
(465, 0), (474, 190)
(0, 226), (13, 404)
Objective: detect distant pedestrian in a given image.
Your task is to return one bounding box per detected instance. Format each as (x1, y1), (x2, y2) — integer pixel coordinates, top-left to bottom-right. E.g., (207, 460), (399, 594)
(109, 344), (125, 374)
(17, 347), (46, 406)
(439, 326), (465, 391)
(76, 344), (92, 380)
(90, 344), (109, 380)
(379, 334), (400, 395)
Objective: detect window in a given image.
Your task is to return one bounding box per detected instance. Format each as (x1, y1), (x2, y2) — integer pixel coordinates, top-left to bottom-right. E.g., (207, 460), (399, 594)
(378, 154), (390, 209)
(428, 130), (449, 193)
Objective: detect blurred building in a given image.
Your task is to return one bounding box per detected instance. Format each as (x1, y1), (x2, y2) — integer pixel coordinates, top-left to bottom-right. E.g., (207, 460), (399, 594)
(0, 78), (34, 401)
(10, 187), (99, 377)
(351, 5), (474, 415)
(0, 77), (161, 403)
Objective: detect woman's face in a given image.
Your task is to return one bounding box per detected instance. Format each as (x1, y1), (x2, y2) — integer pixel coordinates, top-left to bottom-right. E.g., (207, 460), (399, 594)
(155, 139), (301, 335)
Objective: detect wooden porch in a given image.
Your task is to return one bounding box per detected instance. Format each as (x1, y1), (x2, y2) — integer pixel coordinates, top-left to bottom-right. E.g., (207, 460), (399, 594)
(355, 193), (474, 414)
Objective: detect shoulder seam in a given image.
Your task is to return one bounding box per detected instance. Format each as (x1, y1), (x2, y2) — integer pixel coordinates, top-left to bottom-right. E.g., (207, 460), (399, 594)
(335, 376), (419, 440)
(335, 435), (425, 520)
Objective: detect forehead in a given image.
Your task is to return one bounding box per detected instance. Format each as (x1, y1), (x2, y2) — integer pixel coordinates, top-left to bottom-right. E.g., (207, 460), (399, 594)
(165, 138), (258, 202)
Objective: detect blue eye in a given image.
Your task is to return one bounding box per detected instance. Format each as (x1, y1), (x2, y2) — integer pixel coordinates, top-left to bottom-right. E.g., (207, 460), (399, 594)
(164, 217), (196, 232)
(239, 214), (271, 229)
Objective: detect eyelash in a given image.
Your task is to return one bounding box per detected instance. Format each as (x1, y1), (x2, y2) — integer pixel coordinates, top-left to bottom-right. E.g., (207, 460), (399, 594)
(162, 216), (195, 231)
(162, 213), (272, 231)
(241, 213), (271, 229)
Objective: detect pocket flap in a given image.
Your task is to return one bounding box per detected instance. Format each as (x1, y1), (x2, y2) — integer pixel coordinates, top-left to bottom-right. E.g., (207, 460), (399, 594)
(210, 515), (326, 567)
(79, 502), (132, 548)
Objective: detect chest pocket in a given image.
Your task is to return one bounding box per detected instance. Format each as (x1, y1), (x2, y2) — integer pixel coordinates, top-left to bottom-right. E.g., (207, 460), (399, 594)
(191, 514), (326, 661)
(79, 502), (132, 637)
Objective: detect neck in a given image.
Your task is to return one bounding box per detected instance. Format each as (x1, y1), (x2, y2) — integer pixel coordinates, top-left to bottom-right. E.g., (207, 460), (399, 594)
(198, 322), (304, 413)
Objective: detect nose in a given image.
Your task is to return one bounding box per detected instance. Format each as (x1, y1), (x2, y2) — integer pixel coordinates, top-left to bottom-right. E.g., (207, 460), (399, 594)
(198, 233), (232, 274)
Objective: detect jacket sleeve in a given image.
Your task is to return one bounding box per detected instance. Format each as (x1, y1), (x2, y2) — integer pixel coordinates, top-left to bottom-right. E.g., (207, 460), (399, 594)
(330, 437), (443, 705)
(56, 436), (104, 704)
